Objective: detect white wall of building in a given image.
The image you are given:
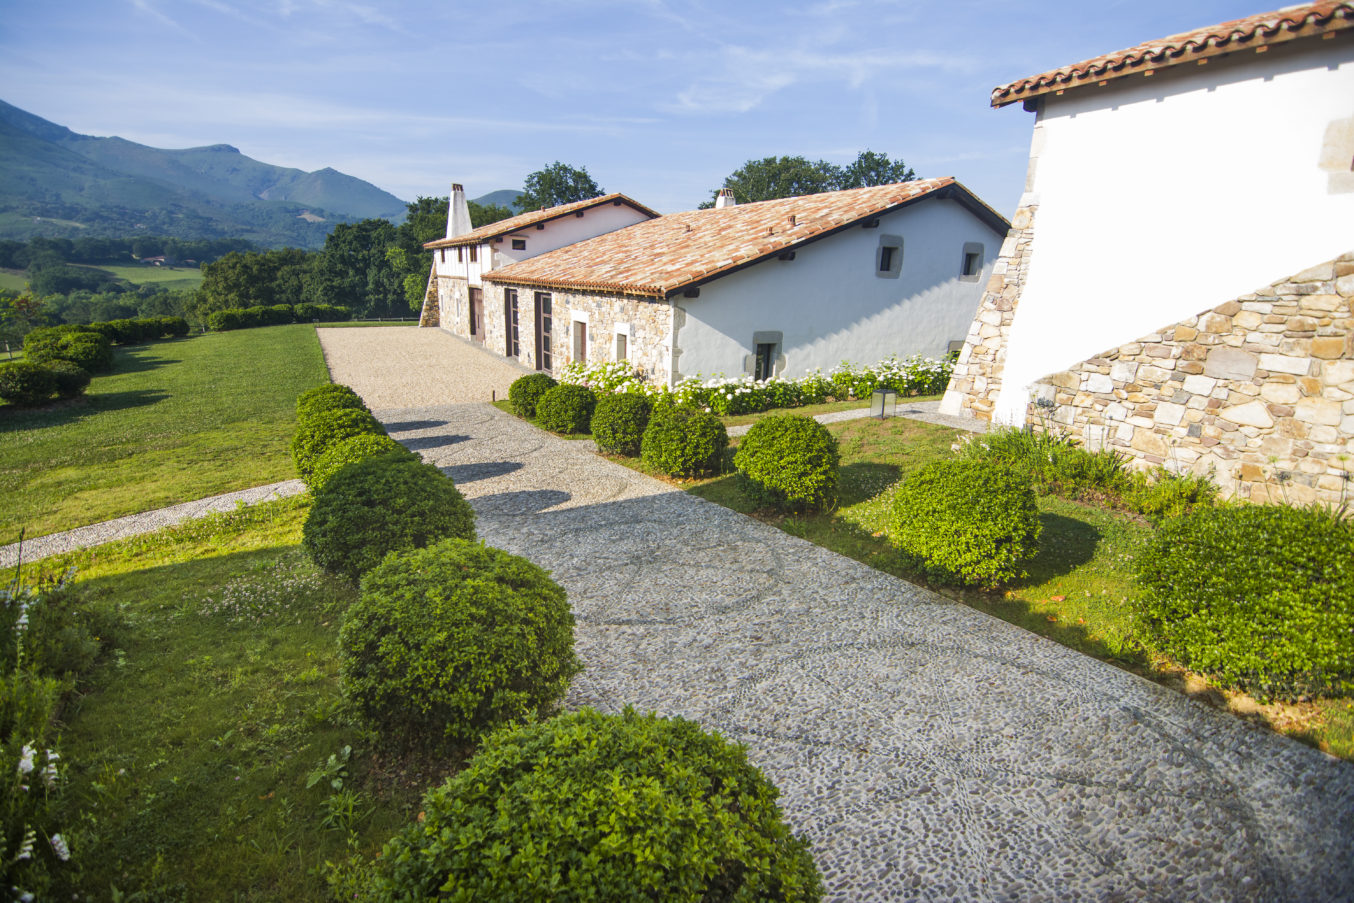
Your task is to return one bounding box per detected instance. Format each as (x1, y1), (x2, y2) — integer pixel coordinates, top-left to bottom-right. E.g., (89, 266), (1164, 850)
(988, 37), (1354, 423)
(674, 198), (1002, 380)
(431, 203), (651, 286)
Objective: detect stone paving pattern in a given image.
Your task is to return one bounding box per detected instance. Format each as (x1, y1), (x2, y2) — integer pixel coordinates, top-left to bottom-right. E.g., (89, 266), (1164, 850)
(377, 399), (1352, 903)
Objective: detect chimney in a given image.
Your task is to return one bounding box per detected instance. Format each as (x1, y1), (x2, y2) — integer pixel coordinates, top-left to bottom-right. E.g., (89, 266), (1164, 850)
(714, 187), (736, 209)
(446, 183), (472, 239)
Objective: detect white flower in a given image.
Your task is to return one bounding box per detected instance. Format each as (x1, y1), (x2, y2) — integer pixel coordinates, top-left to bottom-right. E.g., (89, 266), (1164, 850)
(50, 833), (70, 861)
(17, 744), (34, 775)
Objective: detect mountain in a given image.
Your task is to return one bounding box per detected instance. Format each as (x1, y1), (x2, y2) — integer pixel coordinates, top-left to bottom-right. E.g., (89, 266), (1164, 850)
(0, 99), (409, 248)
(472, 189), (522, 210)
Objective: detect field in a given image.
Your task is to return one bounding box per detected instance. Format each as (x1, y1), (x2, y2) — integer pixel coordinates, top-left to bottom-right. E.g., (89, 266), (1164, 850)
(0, 267), (27, 291)
(0, 324), (328, 541)
(97, 262), (205, 291)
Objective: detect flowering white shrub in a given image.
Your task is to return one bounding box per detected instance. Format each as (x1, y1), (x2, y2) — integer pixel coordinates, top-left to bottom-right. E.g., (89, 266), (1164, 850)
(559, 354), (954, 415)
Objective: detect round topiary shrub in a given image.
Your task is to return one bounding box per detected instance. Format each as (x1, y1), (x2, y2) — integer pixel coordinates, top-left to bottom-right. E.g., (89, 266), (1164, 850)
(302, 455), (476, 582)
(295, 383), (369, 424)
(0, 361), (57, 407)
(1133, 503), (1354, 700)
(46, 359), (91, 400)
(508, 372), (557, 418)
(339, 539), (580, 750)
(641, 406), (728, 478)
(307, 432), (415, 491)
(734, 415), (840, 513)
(535, 383), (597, 434)
(371, 707), (823, 902)
(291, 408), (384, 480)
(592, 392), (652, 456)
(889, 458), (1040, 588)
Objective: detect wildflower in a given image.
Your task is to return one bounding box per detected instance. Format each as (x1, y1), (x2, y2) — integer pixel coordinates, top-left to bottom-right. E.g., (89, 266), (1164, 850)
(50, 833), (70, 861)
(15, 827), (35, 861)
(17, 744), (34, 775)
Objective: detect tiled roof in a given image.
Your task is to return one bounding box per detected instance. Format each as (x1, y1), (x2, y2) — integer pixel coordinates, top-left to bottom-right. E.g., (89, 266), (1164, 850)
(482, 179), (1007, 299)
(423, 193), (659, 249)
(992, 2), (1354, 108)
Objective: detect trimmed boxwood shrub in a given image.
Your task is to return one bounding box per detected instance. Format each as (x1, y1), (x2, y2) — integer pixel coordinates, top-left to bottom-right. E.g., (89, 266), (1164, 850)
(1133, 504), (1354, 700)
(46, 359), (91, 399)
(509, 372), (557, 418)
(291, 408), (384, 481)
(889, 458), (1041, 588)
(29, 332), (114, 374)
(0, 361), (57, 406)
(339, 539), (580, 750)
(370, 707), (823, 902)
(295, 383), (370, 424)
(641, 406), (728, 478)
(302, 455), (476, 582)
(535, 383), (596, 434)
(294, 302), (352, 322)
(734, 415), (840, 513)
(592, 392), (652, 456)
(207, 308), (248, 331)
(159, 315), (190, 337)
(308, 432), (414, 491)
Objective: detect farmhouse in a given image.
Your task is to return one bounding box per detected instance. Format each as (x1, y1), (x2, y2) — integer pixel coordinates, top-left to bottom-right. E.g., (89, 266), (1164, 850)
(941, 1), (1354, 505)
(436, 179), (1007, 386)
(420, 185), (659, 335)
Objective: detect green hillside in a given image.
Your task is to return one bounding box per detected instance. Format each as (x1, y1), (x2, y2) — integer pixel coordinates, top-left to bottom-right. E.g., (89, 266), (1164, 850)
(472, 188), (523, 210)
(0, 99), (409, 248)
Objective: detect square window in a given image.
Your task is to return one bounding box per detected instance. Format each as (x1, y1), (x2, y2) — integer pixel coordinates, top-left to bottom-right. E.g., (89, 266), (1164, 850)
(511, 238), (527, 251)
(876, 235), (903, 279)
(960, 242), (984, 281)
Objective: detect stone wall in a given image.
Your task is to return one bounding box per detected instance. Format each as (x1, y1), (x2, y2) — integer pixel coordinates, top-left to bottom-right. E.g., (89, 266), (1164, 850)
(1027, 254), (1354, 506)
(478, 282), (675, 383)
(432, 276), (471, 337)
(939, 201), (1036, 420)
(417, 265), (440, 327)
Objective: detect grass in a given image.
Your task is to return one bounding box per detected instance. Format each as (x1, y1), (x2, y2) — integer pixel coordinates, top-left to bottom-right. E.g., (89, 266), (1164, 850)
(39, 498), (441, 901)
(93, 263), (204, 292)
(0, 267), (27, 291)
(0, 324), (329, 541)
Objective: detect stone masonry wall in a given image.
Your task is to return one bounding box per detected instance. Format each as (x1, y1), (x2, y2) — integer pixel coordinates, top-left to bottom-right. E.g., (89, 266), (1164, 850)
(940, 202), (1036, 420)
(479, 283), (675, 383)
(417, 265), (440, 327)
(1027, 253), (1354, 507)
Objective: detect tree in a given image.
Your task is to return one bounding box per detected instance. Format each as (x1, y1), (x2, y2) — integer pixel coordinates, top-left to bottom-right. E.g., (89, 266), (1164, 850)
(304, 219), (403, 318)
(701, 150), (916, 207)
(467, 200), (513, 228)
(837, 150), (916, 190)
(516, 162), (603, 211)
(196, 247), (313, 316)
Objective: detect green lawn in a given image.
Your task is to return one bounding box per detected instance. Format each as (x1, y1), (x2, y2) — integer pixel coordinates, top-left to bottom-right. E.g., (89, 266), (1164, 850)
(0, 267), (27, 291)
(42, 499), (430, 901)
(96, 263), (204, 291)
(0, 324), (329, 541)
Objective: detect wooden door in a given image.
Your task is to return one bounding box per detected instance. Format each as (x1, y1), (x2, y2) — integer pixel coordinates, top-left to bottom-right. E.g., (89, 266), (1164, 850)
(468, 288), (484, 343)
(533, 292), (552, 372)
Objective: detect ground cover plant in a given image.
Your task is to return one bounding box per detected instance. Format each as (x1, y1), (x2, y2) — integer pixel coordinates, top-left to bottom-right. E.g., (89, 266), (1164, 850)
(340, 539), (580, 751)
(0, 323), (329, 540)
(366, 708), (822, 902)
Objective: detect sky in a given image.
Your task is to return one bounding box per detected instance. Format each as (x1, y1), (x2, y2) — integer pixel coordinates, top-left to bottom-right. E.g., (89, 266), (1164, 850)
(0, 0), (1270, 218)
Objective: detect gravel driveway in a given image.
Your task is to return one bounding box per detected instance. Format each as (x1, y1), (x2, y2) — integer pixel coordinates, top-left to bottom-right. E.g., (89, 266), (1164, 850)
(331, 327), (1354, 902)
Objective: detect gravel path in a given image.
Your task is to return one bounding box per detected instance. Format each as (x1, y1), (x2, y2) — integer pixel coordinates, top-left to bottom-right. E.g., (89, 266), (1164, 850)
(317, 325), (529, 408)
(314, 330), (1351, 902)
(0, 480), (304, 569)
(384, 400), (1353, 903)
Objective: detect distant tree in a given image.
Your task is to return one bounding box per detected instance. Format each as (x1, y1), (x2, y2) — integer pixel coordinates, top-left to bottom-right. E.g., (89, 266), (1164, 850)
(517, 162), (603, 211)
(468, 200), (513, 228)
(700, 151), (916, 207)
(836, 150), (916, 190)
(305, 219), (403, 318)
(0, 292), (51, 346)
(196, 247), (313, 316)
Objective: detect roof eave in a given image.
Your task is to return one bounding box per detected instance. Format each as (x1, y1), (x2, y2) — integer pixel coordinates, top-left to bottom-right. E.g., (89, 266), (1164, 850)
(423, 194), (661, 250)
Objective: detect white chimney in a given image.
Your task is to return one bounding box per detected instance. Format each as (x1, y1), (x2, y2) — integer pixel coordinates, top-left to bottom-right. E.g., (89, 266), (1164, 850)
(714, 187), (736, 209)
(446, 183), (472, 239)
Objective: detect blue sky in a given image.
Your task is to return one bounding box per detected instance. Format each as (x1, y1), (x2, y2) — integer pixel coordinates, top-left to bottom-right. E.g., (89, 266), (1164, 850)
(1, 0), (1266, 217)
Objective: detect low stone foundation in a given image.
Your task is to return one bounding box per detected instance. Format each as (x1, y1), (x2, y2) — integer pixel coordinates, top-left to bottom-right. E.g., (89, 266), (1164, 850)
(1027, 253), (1354, 506)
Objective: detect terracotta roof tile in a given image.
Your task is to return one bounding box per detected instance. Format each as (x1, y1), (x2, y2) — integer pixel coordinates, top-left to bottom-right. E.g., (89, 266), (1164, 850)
(992, 2), (1354, 108)
(423, 193), (659, 249)
(481, 179), (1006, 299)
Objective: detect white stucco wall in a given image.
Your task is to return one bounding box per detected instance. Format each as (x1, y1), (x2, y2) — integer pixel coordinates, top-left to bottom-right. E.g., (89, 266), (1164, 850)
(431, 203), (651, 286)
(673, 197), (1003, 380)
(990, 36), (1354, 423)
